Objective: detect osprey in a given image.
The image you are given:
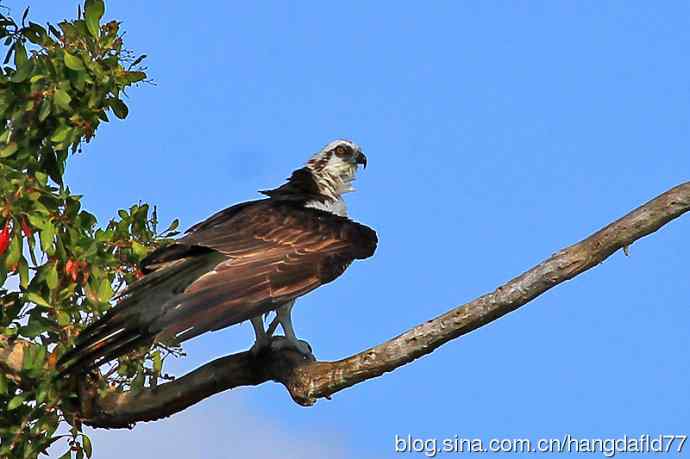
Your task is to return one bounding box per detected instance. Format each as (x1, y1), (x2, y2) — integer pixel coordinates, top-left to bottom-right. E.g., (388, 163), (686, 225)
(58, 140), (377, 374)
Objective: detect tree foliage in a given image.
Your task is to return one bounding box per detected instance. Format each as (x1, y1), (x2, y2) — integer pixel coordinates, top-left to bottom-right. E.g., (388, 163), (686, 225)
(0, 1), (174, 457)
(1, 1), (683, 458)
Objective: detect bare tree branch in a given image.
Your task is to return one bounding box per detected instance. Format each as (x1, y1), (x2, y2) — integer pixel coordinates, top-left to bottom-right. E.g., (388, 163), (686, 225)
(81, 182), (690, 428)
(6, 182), (688, 429)
(80, 350), (302, 428)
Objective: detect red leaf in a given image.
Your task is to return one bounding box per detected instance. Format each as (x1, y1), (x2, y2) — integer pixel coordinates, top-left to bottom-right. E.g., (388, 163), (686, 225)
(0, 221), (10, 255)
(65, 259), (78, 282)
(20, 217), (32, 238)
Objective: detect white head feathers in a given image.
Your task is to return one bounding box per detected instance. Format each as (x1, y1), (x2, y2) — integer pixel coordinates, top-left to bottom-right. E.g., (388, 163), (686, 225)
(306, 139), (367, 201)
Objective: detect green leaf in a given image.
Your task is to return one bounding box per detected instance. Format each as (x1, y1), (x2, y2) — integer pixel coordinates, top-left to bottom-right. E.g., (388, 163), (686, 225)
(122, 70), (146, 84)
(130, 54), (147, 67)
(152, 350), (162, 374)
(163, 218), (180, 234)
(109, 98), (128, 119)
(50, 125), (73, 143)
(36, 385), (48, 404)
(2, 326), (18, 337)
(0, 93), (14, 117)
(82, 434), (93, 458)
(85, 0), (105, 38)
(23, 345), (36, 370)
(0, 142), (18, 158)
(0, 374), (7, 396)
(24, 22), (48, 46)
(39, 221), (56, 254)
(46, 262), (59, 289)
(97, 277), (112, 303)
(10, 59), (33, 83)
(14, 41), (28, 67)
(4, 232), (21, 269)
(63, 50), (85, 70)
(132, 369), (145, 389)
(59, 287), (77, 304)
(7, 394), (25, 411)
(18, 257), (29, 288)
(21, 7), (30, 26)
(33, 345), (46, 369)
(53, 89), (72, 111)
(56, 309), (70, 326)
(30, 73), (47, 83)
(48, 24), (62, 39)
(38, 98), (51, 121)
(20, 320), (45, 338)
(35, 171), (48, 185)
(131, 240), (147, 259)
(25, 292), (51, 308)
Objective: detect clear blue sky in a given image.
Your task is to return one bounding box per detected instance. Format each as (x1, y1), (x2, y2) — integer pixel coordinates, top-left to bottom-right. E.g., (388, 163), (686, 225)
(8, 1), (690, 457)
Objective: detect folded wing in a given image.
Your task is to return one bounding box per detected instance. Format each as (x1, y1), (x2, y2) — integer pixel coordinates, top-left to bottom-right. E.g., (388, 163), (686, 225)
(57, 200), (377, 374)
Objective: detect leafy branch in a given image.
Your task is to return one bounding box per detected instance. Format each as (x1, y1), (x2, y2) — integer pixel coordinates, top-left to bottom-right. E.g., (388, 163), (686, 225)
(0, 2), (171, 457)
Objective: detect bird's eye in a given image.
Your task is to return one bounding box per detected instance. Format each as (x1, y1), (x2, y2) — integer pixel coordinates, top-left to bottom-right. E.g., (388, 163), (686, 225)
(334, 145), (348, 157)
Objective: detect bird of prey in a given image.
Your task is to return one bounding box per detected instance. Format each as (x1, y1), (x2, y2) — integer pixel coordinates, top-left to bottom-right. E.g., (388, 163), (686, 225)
(57, 140), (377, 374)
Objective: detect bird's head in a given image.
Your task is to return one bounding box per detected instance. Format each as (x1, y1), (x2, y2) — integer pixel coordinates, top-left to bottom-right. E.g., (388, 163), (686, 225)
(306, 139), (367, 198)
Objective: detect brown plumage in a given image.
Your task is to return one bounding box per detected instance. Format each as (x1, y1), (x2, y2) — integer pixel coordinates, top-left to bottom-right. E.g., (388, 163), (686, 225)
(57, 140), (376, 374)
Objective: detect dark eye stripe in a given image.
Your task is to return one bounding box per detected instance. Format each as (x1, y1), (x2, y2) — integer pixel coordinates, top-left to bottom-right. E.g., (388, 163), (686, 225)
(334, 145), (350, 157)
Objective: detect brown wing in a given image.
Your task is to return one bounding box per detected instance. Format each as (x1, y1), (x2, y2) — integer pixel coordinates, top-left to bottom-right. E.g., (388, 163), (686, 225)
(57, 199), (376, 375)
(150, 200), (377, 342)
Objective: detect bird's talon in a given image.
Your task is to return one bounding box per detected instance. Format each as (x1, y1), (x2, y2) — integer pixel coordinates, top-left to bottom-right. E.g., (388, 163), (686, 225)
(270, 336), (316, 361)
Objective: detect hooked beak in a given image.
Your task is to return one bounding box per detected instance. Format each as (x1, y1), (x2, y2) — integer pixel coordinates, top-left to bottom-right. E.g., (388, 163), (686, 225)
(356, 151), (368, 169)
